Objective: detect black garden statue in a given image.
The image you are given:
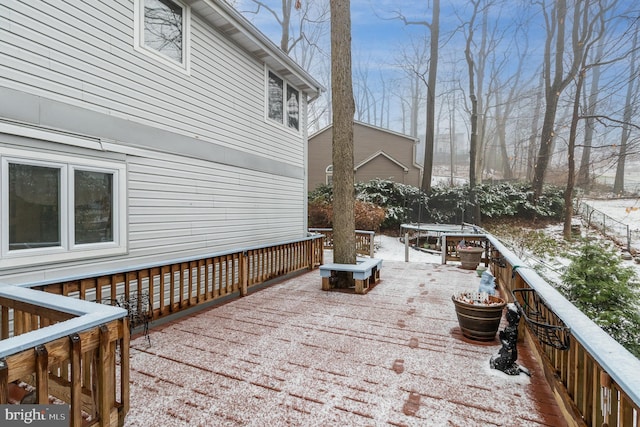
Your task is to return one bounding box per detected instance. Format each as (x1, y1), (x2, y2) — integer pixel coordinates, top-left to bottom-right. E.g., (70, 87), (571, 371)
(490, 303), (530, 376)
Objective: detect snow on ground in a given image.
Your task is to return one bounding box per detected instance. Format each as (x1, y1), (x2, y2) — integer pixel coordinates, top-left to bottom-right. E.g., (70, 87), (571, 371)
(372, 234), (442, 264)
(126, 256), (565, 426)
(579, 198), (640, 278)
(582, 197), (640, 231)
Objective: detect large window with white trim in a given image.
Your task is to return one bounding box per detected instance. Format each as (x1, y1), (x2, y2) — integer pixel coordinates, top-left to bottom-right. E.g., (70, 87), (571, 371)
(267, 70), (300, 131)
(1, 149), (126, 268)
(134, 0), (190, 72)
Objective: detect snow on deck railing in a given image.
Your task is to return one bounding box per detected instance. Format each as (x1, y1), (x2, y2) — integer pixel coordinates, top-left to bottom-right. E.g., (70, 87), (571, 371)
(486, 233), (640, 410)
(0, 282), (127, 358)
(309, 228), (374, 257)
(16, 234), (325, 290)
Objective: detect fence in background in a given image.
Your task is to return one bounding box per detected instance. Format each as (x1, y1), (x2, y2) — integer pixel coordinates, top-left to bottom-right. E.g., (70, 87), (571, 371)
(574, 200), (637, 253)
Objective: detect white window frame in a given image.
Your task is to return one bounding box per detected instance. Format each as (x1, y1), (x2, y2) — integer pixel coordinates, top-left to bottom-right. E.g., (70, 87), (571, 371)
(0, 148), (127, 269)
(265, 68), (301, 134)
(325, 164), (333, 185)
(133, 0), (191, 74)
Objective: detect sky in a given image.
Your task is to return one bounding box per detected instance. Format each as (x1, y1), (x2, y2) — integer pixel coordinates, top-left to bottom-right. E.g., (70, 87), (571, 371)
(232, 0), (540, 136)
(233, 0), (430, 128)
(232, 0), (640, 187)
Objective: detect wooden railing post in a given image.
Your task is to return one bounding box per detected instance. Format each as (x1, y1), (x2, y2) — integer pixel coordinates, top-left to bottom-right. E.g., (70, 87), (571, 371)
(369, 233), (375, 257)
(35, 344), (49, 404)
(0, 358), (7, 404)
(98, 325), (112, 427)
(120, 317), (130, 425)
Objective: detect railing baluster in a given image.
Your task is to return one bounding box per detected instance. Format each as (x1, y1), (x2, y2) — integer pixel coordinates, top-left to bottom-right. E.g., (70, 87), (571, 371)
(70, 333), (82, 427)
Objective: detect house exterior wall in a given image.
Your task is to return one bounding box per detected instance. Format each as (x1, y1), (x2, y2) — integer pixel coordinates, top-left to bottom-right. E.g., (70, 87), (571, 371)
(0, 0), (319, 284)
(355, 155), (407, 184)
(308, 122), (422, 191)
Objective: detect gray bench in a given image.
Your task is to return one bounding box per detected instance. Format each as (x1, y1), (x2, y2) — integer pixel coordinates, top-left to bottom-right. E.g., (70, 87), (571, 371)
(319, 258), (383, 294)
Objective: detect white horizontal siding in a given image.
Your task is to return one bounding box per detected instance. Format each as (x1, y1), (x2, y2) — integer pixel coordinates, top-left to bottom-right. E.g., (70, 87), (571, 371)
(0, 142), (305, 286)
(0, 0), (304, 166)
(126, 154), (304, 259)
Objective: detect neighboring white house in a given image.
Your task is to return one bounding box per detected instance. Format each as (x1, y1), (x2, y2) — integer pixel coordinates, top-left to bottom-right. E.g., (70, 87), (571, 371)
(0, 0), (322, 285)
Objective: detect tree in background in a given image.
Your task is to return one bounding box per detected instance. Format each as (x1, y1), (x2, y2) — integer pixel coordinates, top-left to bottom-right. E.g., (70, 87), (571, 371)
(393, 0), (440, 193)
(561, 240), (640, 358)
(330, 0), (356, 286)
(613, 31), (639, 194)
(532, 0), (592, 198)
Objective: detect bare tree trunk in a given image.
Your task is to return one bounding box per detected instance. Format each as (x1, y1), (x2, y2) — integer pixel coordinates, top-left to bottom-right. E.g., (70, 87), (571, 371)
(495, 91), (513, 180)
(614, 31), (638, 194)
(526, 74), (544, 181)
(564, 69), (584, 240)
(420, 0), (440, 192)
(532, 0), (568, 197)
(330, 0), (356, 283)
(464, 0), (480, 224)
(577, 42), (605, 189)
(410, 75), (420, 138)
(280, 0), (292, 51)
(474, 5), (489, 184)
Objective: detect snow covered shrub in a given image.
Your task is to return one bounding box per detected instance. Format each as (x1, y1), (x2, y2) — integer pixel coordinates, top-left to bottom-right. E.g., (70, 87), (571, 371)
(356, 179), (428, 229)
(476, 183), (564, 219)
(309, 180), (566, 231)
(308, 184), (333, 203)
(561, 240), (640, 358)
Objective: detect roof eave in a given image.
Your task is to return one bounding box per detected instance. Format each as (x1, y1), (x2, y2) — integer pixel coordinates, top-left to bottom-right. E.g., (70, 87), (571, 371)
(189, 0), (325, 99)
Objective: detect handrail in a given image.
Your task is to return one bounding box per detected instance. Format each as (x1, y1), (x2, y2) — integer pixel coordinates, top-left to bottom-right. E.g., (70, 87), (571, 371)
(0, 284), (127, 358)
(0, 284), (129, 426)
(0, 236), (324, 426)
(16, 234), (325, 289)
(12, 236), (325, 330)
(486, 233), (640, 426)
(309, 228), (375, 257)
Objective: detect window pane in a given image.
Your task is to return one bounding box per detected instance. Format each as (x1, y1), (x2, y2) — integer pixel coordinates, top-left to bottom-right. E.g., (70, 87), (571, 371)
(287, 85), (300, 130)
(75, 170), (114, 244)
(268, 71), (284, 123)
(9, 164), (60, 250)
(144, 0), (183, 63)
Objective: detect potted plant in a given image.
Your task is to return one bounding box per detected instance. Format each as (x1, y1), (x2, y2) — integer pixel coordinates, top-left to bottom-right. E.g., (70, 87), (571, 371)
(452, 291), (506, 341)
(456, 241), (484, 270)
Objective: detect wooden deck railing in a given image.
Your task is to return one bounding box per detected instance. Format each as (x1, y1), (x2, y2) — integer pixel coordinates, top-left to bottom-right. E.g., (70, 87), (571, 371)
(0, 285), (128, 427)
(440, 233), (490, 266)
(308, 228), (375, 257)
(483, 234), (640, 427)
(24, 235), (324, 329)
(1, 235), (323, 426)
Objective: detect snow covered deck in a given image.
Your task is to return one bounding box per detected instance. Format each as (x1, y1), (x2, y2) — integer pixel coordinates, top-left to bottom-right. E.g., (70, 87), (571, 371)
(124, 259), (565, 426)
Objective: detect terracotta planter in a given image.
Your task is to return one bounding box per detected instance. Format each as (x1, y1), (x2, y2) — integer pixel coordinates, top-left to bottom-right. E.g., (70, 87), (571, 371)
(452, 293), (506, 341)
(458, 246), (484, 270)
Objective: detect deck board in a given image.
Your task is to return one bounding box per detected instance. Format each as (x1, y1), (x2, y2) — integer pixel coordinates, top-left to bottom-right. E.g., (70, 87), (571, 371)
(125, 260), (566, 426)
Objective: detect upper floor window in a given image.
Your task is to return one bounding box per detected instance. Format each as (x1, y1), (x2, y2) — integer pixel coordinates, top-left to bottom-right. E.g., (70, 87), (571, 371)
(135, 0), (190, 72)
(267, 70), (300, 132)
(1, 148), (127, 269)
